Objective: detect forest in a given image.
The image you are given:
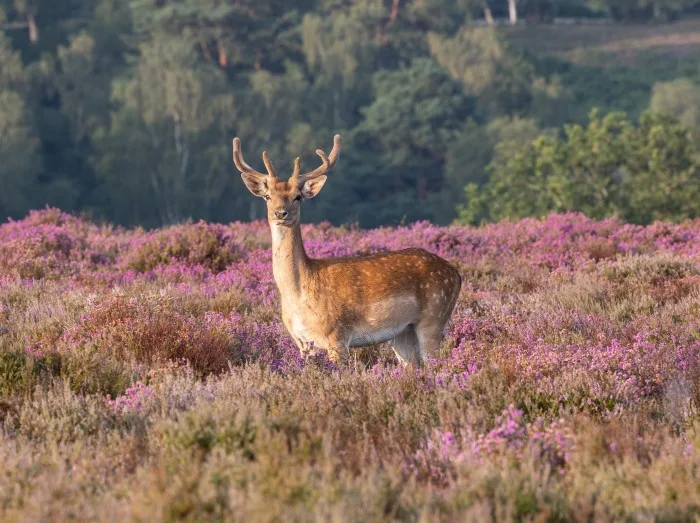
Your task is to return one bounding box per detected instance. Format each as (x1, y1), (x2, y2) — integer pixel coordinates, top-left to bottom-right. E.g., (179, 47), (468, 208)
(3, 0), (700, 228)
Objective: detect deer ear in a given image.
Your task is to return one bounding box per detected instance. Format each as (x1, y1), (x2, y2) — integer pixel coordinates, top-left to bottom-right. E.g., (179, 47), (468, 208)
(301, 175), (327, 199)
(241, 173), (268, 198)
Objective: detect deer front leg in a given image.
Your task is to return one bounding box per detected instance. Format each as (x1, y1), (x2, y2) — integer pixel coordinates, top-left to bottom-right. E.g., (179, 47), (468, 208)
(310, 332), (348, 365)
(290, 334), (347, 365)
(325, 345), (348, 365)
(282, 315), (313, 358)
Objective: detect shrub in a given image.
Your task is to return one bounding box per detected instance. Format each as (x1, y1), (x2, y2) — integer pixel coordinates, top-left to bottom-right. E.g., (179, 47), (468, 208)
(123, 221), (241, 273)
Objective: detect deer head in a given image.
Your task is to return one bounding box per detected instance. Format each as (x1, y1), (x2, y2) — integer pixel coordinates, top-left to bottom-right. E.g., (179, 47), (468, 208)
(234, 135), (341, 227)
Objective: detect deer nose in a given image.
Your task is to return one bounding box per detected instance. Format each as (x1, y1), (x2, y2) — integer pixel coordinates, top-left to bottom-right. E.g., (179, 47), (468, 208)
(274, 209), (288, 220)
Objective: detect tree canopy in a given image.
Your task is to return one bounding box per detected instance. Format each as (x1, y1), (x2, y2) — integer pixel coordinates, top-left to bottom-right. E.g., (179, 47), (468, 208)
(2, 0), (700, 227)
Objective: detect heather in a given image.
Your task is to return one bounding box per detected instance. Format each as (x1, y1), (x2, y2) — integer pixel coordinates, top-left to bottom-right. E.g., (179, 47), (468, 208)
(1, 209), (700, 521)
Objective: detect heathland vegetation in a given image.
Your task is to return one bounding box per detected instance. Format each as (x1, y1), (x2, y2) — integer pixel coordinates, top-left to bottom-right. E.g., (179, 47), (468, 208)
(4, 1), (700, 227)
(3, 2), (700, 520)
(0, 209), (699, 519)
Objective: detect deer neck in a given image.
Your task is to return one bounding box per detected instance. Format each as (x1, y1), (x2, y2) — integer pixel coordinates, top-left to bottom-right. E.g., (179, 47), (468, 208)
(270, 222), (310, 299)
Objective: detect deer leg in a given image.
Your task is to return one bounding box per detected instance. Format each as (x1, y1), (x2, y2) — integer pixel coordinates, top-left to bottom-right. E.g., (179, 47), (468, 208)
(316, 331), (348, 365)
(391, 325), (420, 366)
(326, 345), (349, 365)
(415, 320), (446, 363)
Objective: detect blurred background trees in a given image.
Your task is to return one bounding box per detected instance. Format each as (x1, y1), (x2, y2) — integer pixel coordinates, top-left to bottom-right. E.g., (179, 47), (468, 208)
(2, 0), (700, 227)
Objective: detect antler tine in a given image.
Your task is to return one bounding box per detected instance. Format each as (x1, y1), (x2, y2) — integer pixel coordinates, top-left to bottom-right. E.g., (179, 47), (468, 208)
(292, 157), (301, 178)
(316, 149), (330, 169)
(232, 137), (277, 179)
(261, 151), (278, 179)
(296, 134), (342, 182)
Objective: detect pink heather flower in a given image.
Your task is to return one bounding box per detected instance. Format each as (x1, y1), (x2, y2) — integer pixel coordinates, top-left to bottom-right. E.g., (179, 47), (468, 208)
(110, 382), (155, 414)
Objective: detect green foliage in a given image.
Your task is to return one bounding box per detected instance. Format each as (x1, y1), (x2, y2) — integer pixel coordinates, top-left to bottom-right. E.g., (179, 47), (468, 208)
(428, 27), (567, 121)
(0, 91), (40, 218)
(650, 78), (700, 133)
(93, 33), (236, 226)
(3, 2), (700, 227)
(349, 58), (474, 224)
(0, 350), (27, 397)
(441, 116), (544, 222)
(460, 110), (700, 225)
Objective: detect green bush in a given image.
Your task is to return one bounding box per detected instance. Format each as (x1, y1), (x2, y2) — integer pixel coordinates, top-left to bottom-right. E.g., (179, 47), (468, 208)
(460, 110), (700, 225)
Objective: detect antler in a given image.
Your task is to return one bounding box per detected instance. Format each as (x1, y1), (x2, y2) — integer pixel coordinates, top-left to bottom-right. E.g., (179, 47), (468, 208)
(232, 137), (278, 180)
(291, 134), (342, 183)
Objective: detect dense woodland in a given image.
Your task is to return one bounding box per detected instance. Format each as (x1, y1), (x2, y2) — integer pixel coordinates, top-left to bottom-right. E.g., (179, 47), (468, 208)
(4, 0), (700, 228)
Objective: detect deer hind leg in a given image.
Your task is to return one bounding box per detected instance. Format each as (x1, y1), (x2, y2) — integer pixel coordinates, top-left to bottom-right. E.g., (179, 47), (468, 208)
(391, 325), (420, 366)
(416, 279), (461, 363)
(415, 318), (447, 363)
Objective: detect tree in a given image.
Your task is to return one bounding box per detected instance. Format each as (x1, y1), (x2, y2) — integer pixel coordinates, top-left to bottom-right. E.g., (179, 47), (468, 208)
(300, 11), (377, 132)
(0, 32), (41, 218)
(129, 0), (307, 71)
(93, 33), (236, 226)
(348, 57), (474, 226)
(1, 0), (39, 43)
(0, 31), (24, 90)
(0, 0), (100, 58)
(0, 91), (40, 218)
(53, 33), (111, 145)
(440, 116), (543, 222)
(625, 112), (700, 223)
(650, 78), (700, 134)
(458, 110), (700, 225)
(508, 0), (518, 24)
(427, 27), (564, 120)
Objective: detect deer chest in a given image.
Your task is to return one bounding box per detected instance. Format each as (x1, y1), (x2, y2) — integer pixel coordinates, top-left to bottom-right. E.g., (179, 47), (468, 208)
(282, 303), (323, 350)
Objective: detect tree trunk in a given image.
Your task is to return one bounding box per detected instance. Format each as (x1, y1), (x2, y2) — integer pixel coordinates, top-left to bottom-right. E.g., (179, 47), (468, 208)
(378, 0), (400, 44)
(483, 5), (494, 26)
(254, 49), (262, 70)
(27, 12), (39, 42)
(217, 40), (228, 68)
(508, 0), (518, 25)
(385, 0), (400, 30)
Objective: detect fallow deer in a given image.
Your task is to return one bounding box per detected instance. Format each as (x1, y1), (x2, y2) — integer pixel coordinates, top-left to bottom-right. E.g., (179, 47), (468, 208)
(234, 134), (461, 365)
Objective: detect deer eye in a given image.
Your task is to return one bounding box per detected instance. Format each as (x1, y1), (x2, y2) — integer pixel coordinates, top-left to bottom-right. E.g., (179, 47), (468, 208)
(294, 194), (302, 202)
(264, 195), (271, 201)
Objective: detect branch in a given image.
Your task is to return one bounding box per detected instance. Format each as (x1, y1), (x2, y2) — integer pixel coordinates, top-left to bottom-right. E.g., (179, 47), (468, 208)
(1, 12), (39, 42)
(378, 0), (401, 44)
(0, 22), (29, 30)
(385, 0), (401, 31)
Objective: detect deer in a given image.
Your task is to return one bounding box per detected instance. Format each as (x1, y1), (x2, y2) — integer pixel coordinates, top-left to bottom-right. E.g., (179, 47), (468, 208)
(233, 134), (462, 365)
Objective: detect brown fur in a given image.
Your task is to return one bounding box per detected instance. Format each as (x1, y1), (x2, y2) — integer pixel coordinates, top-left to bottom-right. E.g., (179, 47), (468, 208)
(234, 135), (462, 364)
